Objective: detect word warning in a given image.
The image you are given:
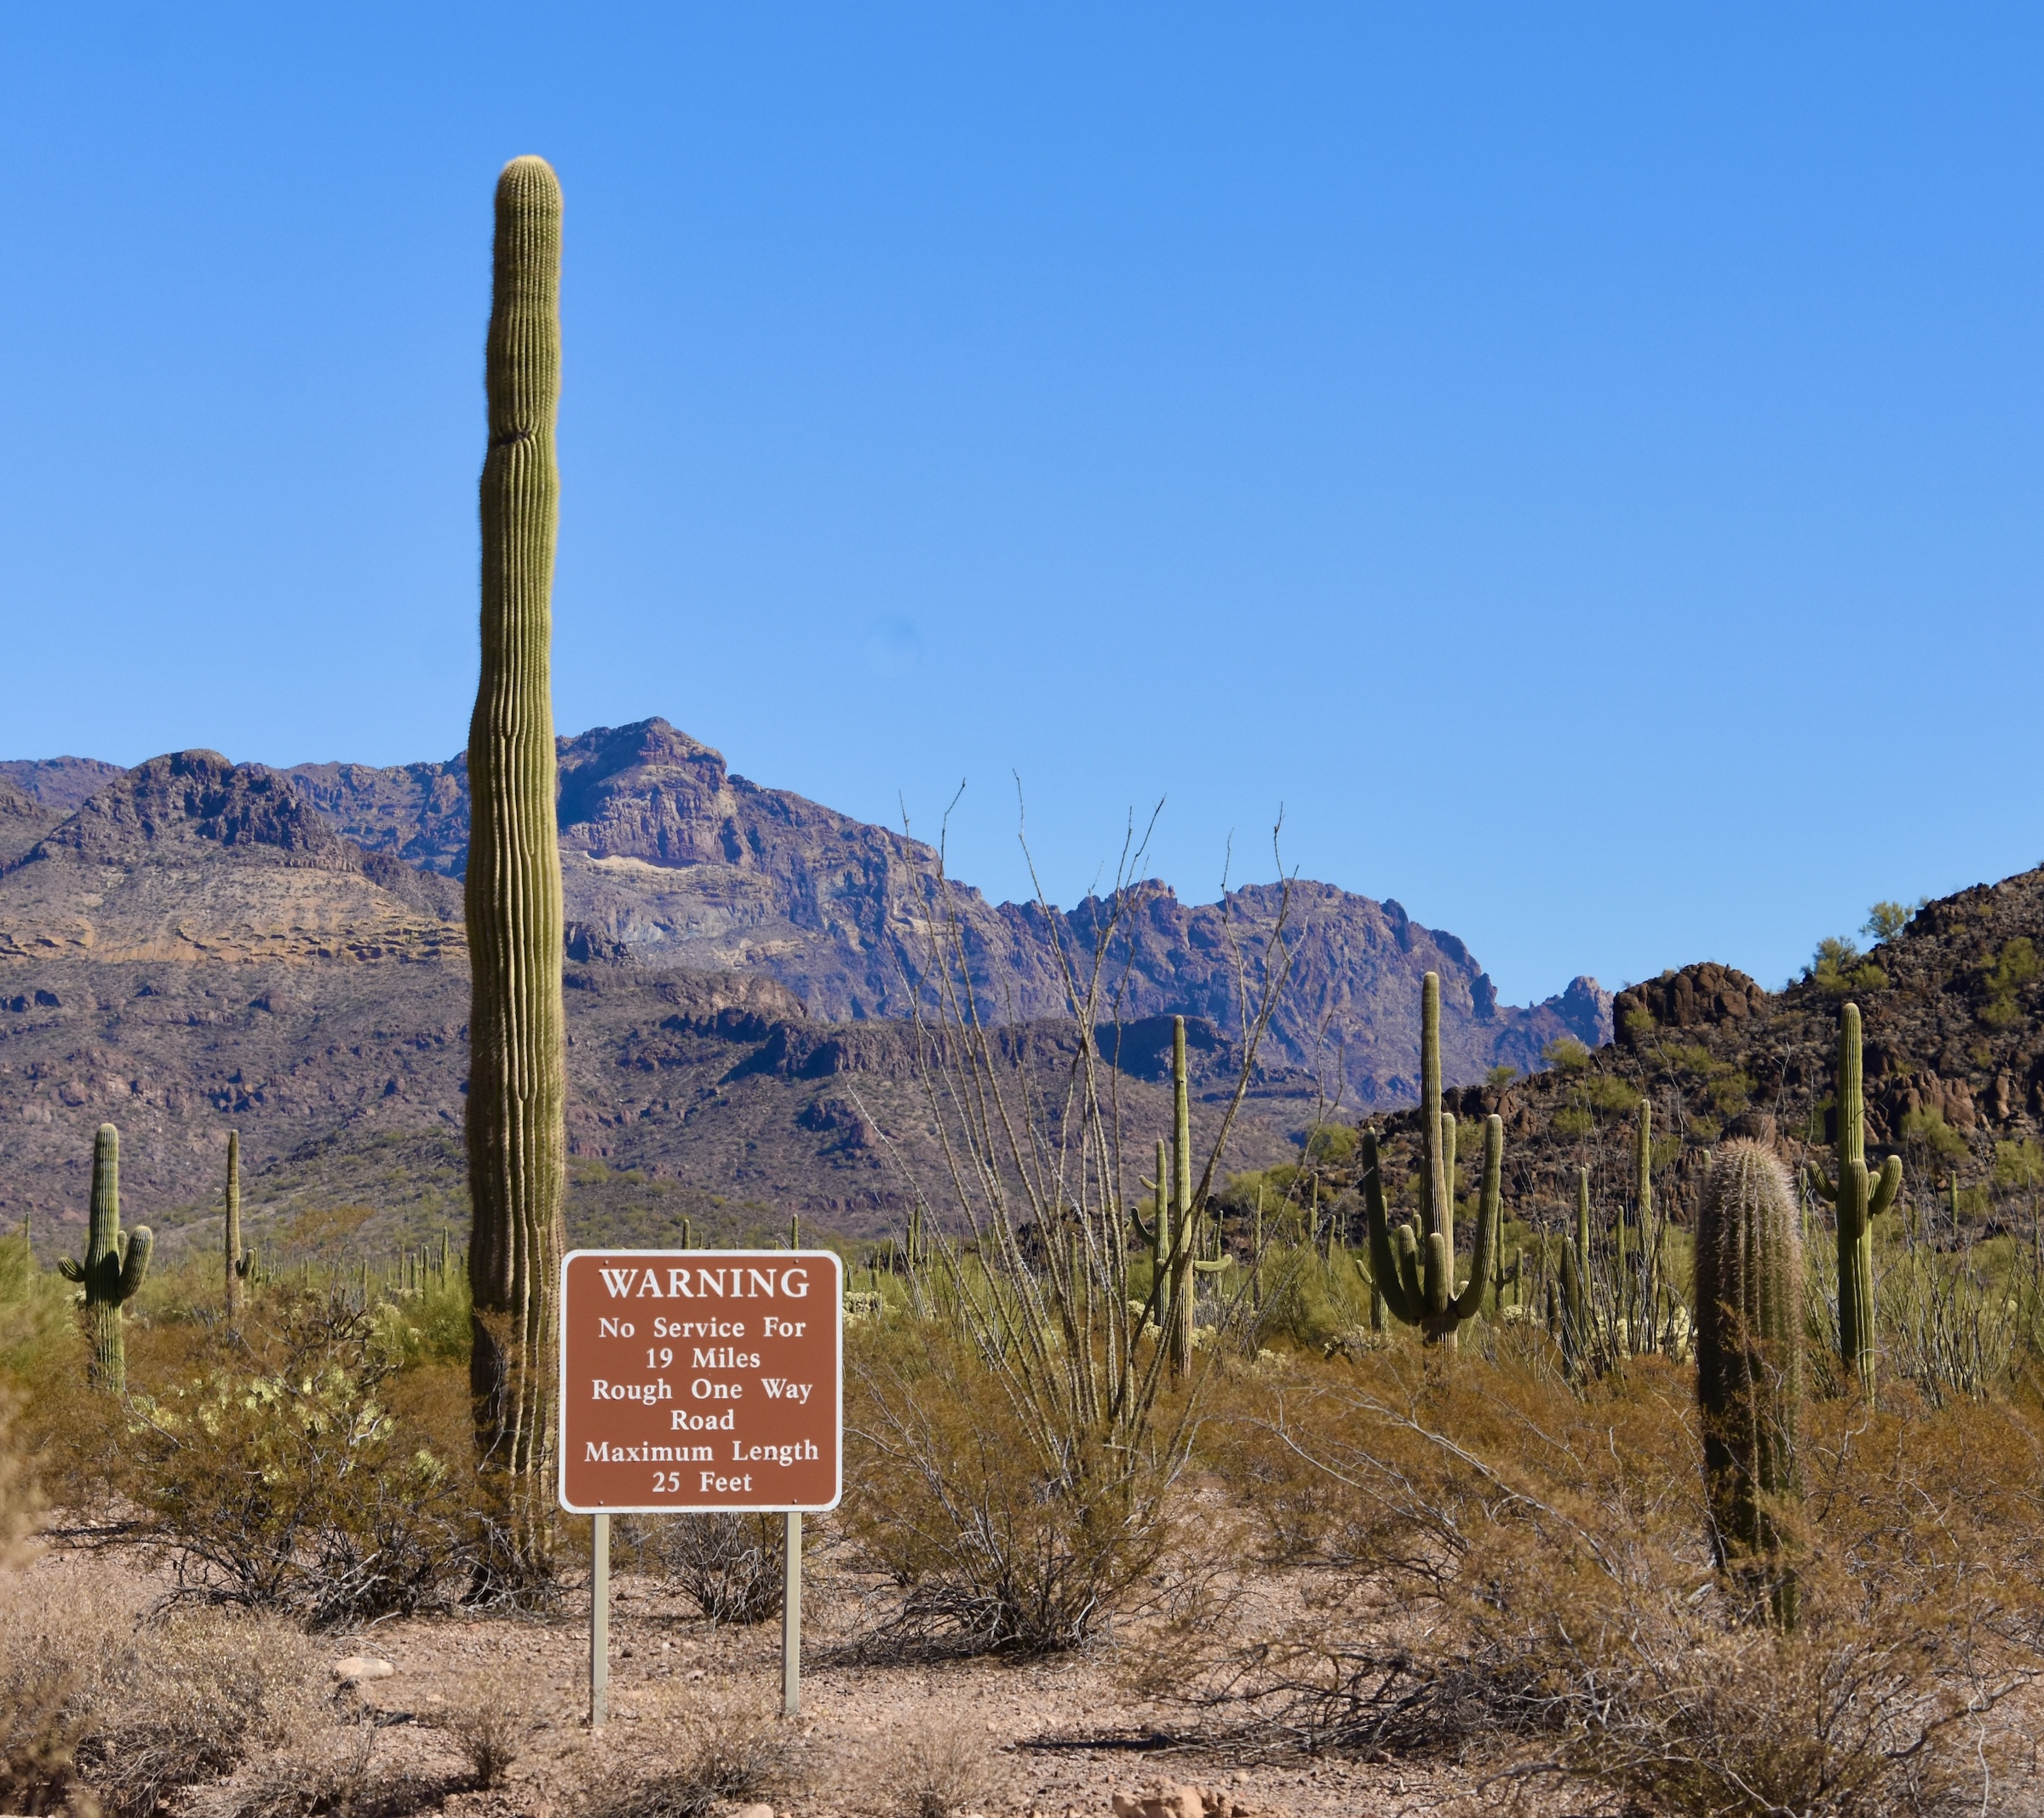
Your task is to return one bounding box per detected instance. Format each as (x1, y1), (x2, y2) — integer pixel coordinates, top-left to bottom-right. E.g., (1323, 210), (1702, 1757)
(558, 1248), (844, 1514)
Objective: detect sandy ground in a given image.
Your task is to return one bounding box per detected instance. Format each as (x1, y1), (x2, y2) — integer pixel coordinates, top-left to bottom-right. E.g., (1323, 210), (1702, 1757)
(22, 1539), (1539, 1818)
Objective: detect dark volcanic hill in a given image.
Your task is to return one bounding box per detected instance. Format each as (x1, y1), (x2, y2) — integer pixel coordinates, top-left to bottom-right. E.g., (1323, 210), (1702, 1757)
(1348, 866), (2044, 1246)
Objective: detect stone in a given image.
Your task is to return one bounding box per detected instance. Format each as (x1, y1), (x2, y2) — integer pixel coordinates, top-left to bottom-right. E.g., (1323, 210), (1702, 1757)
(733, 1806), (774, 1818)
(330, 1656), (394, 1683)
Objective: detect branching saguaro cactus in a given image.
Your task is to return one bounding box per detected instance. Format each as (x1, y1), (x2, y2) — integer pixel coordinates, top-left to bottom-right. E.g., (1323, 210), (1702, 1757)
(467, 156), (569, 1505)
(1363, 972), (1501, 1350)
(1696, 1138), (1805, 1631)
(1805, 1001), (1899, 1393)
(223, 1130), (251, 1320)
(1132, 1018), (1226, 1376)
(59, 1124), (152, 1392)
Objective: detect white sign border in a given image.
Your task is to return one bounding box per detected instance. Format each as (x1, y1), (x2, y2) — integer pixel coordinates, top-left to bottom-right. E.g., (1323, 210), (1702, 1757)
(556, 1246), (846, 1517)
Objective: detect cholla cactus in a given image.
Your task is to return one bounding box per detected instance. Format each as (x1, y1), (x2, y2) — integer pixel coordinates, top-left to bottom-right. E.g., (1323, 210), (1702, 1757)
(1805, 1001), (1898, 1391)
(1363, 972), (1502, 1350)
(59, 1124), (152, 1392)
(1697, 1138), (1804, 1630)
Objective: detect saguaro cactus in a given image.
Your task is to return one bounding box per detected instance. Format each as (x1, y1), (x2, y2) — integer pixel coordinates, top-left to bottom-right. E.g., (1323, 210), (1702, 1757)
(1696, 1138), (1805, 1630)
(59, 1124), (152, 1392)
(1364, 972), (1501, 1349)
(1133, 1019), (1226, 1375)
(1559, 1165), (1593, 1376)
(467, 156), (569, 1496)
(1805, 1002), (1898, 1392)
(223, 1130), (251, 1319)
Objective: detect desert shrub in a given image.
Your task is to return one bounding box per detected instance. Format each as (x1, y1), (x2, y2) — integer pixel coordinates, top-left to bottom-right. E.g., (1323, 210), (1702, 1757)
(618, 1511), (784, 1625)
(428, 1664), (527, 1788)
(842, 1323), (1187, 1654)
(0, 1575), (319, 1818)
(869, 1712), (996, 1818)
(215, 1714), (379, 1818)
(1195, 1350), (2044, 1815)
(117, 1288), (483, 1625)
(0, 1231), (79, 1396)
(589, 1694), (791, 1818)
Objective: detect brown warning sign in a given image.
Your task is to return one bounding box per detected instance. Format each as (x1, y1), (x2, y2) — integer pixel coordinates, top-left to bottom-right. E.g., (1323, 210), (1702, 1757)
(558, 1249), (843, 1514)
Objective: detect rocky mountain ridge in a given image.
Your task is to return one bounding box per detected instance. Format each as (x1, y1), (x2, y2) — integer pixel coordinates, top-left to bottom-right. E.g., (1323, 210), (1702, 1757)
(8, 720), (1611, 1103)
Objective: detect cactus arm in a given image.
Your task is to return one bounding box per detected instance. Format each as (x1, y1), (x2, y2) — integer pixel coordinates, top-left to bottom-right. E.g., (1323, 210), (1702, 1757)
(1868, 1153), (1902, 1220)
(1363, 1131), (1427, 1325)
(1423, 1231), (1453, 1318)
(1805, 1161), (1839, 1204)
(1448, 1115), (1502, 1322)
(118, 1228), (152, 1303)
(58, 1256), (83, 1283)
(1191, 1259), (1228, 1276)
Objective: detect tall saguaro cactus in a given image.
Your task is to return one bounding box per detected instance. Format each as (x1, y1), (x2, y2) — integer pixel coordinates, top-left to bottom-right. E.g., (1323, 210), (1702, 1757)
(1364, 972), (1502, 1349)
(1696, 1139), (1804, 1630)
(1805, 1001), (1898, 1392)
(1132, 1018), (1226, 1376)
(59, 1124), (152, 1392)
(467, 156), (569, 1500)
(223, 1130), (251, 1320)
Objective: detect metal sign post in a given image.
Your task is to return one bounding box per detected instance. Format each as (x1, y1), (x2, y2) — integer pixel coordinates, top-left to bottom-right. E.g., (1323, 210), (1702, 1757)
(782, 1510), (802, 1718)
(590, 1511), (610, 1729)
(559, 1248), (845, 1726)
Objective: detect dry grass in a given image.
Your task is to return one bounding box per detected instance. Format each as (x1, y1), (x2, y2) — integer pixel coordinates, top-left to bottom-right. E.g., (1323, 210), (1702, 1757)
(1183, 1345), (2044, 1815)
(866, 1712), (997, 1818)
(0, 1574), (320, 1818)
(427, 1663), (528, 1788)
(586, 1690), (794, 1818)
(617, 1511), (784, 1626)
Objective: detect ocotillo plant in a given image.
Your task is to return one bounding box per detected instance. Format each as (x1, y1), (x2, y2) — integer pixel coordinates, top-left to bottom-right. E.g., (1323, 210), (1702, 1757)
(58, 1124), (152, 1392)
(1363, 972), (1501, 1349)
(1696, 1138), (1805, 1631)
(1805, 1001), (1899, 1392)
(466, 156), (569, 1508)
(223, 1130), (251, 1320)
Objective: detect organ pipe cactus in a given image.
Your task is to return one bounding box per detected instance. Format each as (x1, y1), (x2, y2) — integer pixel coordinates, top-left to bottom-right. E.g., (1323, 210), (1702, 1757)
(1696, 1138), (1805, 1631)
(223, 1130), (251, 1320)
(1804, 1002), (1898, 1392)
(1363, 972), (1501, 1349)
(466, 157), (569, 1496)
(1559, 1165), (1593, 1377)
(58, 1124), (152, 1392)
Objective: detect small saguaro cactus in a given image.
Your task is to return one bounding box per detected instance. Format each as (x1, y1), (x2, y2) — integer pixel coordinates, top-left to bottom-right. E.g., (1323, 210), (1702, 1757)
(223, 1130), (252, 1319)
(1559, 1166), (1593, 1377)
(59, 1124), (152, 1392)
(1363, 972), (1502, 1349)
(1696, 1138), (1805, 1631)
(1805, 1001), (1898, 1393)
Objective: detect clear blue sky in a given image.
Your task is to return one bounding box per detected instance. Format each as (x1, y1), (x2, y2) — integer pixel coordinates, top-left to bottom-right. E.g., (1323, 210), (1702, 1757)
(4, 6), (2041, 1006)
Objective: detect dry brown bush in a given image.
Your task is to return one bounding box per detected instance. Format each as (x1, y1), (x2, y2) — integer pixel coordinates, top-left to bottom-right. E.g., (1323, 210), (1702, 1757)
(617, 1510), (784, 1626)
(586, 1691), (793, 1818)
(0, 1574), (319, 1818)
(212, 1714), (378, 1818)
(427, 1663), (528, 1788)
(864, 1712), (996, 1818)
(1189, 1349), (2044, 1815)
(843, 1322), (1191, 1655)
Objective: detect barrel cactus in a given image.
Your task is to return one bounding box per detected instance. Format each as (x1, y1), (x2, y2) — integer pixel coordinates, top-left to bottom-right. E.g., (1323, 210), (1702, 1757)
(467, 156), (569, 1494)
(58, 1124), (152, 1392)
(1363, 972), (1501, 1349)
(1696, 1138), (1805, 1629)
(1804, 1001), (1898, 1392)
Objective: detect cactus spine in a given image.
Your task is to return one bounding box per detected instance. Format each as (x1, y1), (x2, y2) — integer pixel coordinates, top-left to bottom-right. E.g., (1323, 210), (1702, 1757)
(1804, 1002), (1898, 1392)
(1696, 1139), (1804, 1630)
(223, 1130), (251, 1319)
(58, 1124), (152, 1392)
(466, 157), (569, 1496)
(1363, 972), (1501, 1349)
